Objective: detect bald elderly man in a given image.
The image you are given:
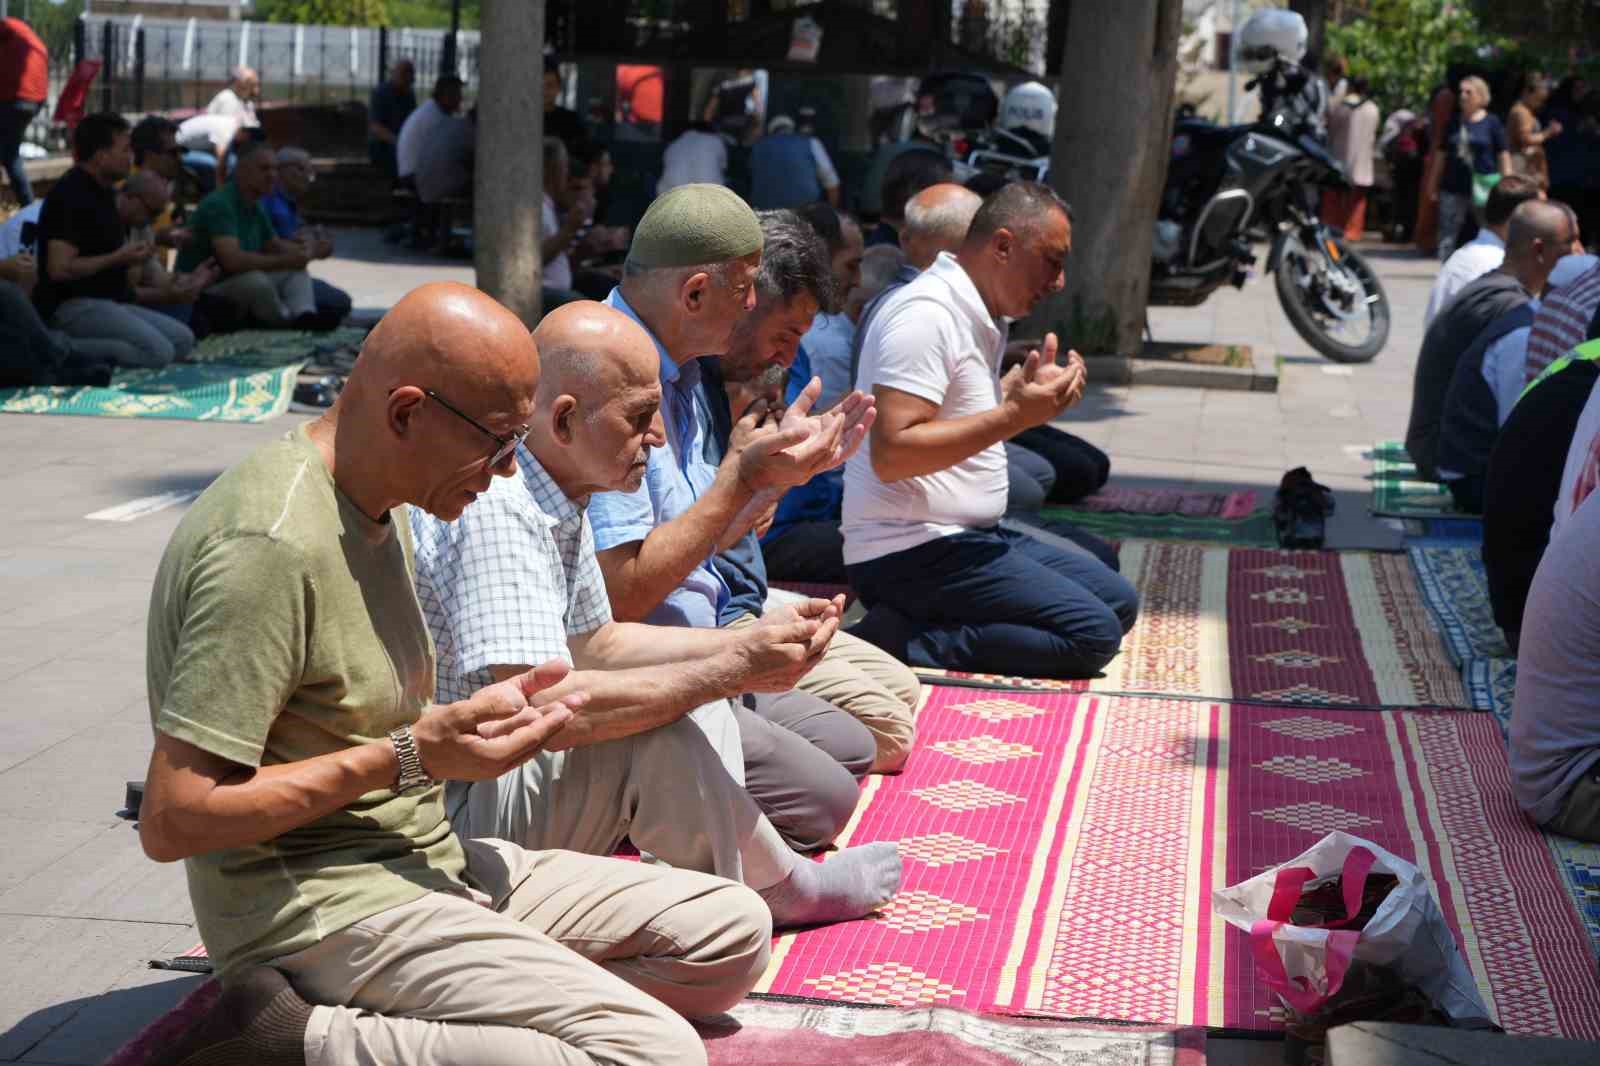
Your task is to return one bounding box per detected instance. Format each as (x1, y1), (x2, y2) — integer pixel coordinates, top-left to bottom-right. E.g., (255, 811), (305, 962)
(588, 184), (882, 852)
(143, 283), (770, 1066)
(411, 300), (901, 927)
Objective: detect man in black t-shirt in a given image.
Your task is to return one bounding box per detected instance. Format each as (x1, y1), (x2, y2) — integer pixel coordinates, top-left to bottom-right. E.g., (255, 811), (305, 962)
(34, 113), (194, 368)
(368, 59), (416, 181)
(543, 69), (586, 151)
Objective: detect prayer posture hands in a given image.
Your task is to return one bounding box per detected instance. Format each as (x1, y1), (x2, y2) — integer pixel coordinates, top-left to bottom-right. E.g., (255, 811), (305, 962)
(734, 377), (876, 493)
(739, 595), (846, 691)
(1000, 333), (1086, 429)
(1, 251), (37, 290)
(411, 661), (584, 780)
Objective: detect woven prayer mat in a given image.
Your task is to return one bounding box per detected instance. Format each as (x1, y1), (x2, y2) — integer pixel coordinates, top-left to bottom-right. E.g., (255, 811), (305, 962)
(1463, 656), (1600, 963)
(1407, 544), (1511, 666)
(1403, 516), (1485, 544)
(910, 543), (1468, 708)
(0, 361), (303, 422)
(701, 1000), (1207, 1065)
(0, 328), (367, 423)
(754, 688), (1600, 1037)
(1038, 506), (1279, 547)
(1370, 440), (1475, 519)
(1069, 486), (1259, 519)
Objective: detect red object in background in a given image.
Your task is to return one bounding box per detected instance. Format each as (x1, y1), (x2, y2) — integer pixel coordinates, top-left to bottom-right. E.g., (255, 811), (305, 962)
(0, 17), (49, 103)
(615, 65), (663, 126)
(52, 59), (103, 132)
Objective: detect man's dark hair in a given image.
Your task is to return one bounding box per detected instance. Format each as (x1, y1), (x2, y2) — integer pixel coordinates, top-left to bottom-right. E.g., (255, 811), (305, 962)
(795, 200), (844, 254)
(130, 115), (178, 164)
(755, 209), (837, 313)
(74, 112), (130, 163)
(967, 181), (1071, 244)
(964, 171), (1010, 198)
(233, 139), (275, 168)
(435, 74), (464, 97)
(1486, 174), (1544, 227)
(881, 148), (953, 224)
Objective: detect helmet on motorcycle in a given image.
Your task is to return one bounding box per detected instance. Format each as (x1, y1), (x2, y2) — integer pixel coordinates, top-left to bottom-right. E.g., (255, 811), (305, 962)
(1234, 9), (1307, 74)
(1000, 81), (1056, 140)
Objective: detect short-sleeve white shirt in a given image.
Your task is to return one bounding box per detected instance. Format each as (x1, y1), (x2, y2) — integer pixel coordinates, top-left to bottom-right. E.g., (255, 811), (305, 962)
(841, 252), (1009, 565)
(206, 87), (259, 128)
(396, 98), (449, 180)
(177, 113), (240, 154)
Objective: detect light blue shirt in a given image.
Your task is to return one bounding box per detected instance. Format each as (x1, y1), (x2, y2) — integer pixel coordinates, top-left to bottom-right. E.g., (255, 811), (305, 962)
(586, 287), (730, 629)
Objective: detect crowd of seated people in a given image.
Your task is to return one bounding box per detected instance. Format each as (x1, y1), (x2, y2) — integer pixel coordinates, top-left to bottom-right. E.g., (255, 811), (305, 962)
(139, 170), (1143, 1061)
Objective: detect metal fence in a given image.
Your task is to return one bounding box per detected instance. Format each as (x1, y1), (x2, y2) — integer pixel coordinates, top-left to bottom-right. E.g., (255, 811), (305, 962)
(70, 16), (481, 117)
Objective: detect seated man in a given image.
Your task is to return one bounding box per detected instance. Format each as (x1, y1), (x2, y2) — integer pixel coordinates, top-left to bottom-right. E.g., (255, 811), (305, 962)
(414, 107), (475, 207)
(207, 65), (261, 129)
(1435, 200), (1577, 512)
(788, 202), (864, 412)
(589, 184), (879, 851)
(367, 58), (416, 182)
(33, 113), (195, 368)
(411, 301), (900, 927)
(260, 146), (352, 329)
(843, 182), (1139, 679)
(704, 211), (920, 773)
(541, 136), (590, 307)
(121, 171), (218, 327)
(1423, 175), (1542, 330)
(0, 264), (120, 386)
(1482, 309), (1600, 652)
(1524, 250), (1600, 386)
(178, 140), (318, 330)
(129, 115), (195, 254)
(143, 283), (771, 1066)
(396, 74), (462, 185)
(1510, 484), (1600, 845)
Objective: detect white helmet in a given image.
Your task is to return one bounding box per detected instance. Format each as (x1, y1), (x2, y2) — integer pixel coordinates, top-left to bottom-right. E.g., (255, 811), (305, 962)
(1234, 9), (1307, 74)
(1000, 81), (1056, 139)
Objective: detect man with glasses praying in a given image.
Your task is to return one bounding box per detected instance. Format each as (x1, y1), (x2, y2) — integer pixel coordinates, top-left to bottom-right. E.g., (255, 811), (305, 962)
(260, 146), (352, 330)
(142, 282), (771, 1066)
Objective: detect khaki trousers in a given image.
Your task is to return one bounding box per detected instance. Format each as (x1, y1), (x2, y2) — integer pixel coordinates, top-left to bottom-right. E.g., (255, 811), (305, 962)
(274, 837), (770, 1066)
(447, 709), (792, 890)
(733, 597), (922, 772)
(206, 268), (316, 327)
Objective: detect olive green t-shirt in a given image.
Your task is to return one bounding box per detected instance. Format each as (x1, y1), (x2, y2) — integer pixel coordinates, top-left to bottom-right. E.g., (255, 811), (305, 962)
(146, 424), (466, 977)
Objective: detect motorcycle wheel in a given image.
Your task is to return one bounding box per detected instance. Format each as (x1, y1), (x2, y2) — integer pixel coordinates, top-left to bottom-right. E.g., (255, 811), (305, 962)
(1274, 232), (1390, 364)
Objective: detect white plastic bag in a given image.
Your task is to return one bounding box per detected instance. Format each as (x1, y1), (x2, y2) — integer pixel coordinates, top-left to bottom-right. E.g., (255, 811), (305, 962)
(1213, 831), (1492, 1025)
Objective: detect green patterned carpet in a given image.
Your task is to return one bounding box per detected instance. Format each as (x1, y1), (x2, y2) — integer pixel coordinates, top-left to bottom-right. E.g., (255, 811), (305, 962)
(1370, 439), (1474, 518)
(0, 328), (365, 423)
(1039, 505), (1279, 546)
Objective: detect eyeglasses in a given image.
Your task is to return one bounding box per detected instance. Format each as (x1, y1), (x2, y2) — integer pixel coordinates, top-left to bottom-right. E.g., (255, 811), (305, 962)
(423, 388), (529, 467)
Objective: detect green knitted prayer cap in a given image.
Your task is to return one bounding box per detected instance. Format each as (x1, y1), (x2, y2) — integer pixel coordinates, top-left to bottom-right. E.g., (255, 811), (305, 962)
(625, 184), (763, 270)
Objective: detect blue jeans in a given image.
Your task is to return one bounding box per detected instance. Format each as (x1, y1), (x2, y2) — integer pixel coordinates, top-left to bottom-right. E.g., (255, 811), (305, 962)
(847, 523), (1139, 679)
(1013, 424), (1111, 503)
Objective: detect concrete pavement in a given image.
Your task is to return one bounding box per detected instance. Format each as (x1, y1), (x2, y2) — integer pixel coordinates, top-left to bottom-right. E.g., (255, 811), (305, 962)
(0, 231), (1435, 1063)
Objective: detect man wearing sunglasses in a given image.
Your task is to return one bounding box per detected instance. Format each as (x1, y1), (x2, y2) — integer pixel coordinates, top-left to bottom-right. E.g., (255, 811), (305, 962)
(145, 282), (771, 1065)
(413, 300), (901, 931)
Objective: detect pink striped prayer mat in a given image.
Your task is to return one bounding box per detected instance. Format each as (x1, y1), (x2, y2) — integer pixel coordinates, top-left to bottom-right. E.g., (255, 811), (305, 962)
(1070, 487), (1258, 519)
(754, 688), (1600, 1038)
(700, 1000), (1207, 1064)
(911, 543), (1470, 708)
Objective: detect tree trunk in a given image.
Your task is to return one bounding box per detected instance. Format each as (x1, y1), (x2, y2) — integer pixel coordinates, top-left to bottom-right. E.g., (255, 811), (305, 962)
(1290, 0), (1327, 62)
(1034, 1), (1183, 356)
(474, 0), (544, 326)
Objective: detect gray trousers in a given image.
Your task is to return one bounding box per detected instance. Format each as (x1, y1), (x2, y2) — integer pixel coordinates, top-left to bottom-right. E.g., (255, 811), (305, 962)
(1436, 191), (1473, 263)
(739, 690), (874, 852)
(275, 837), (770, 1066)
(206, 268), (316, 327)
(446, 710), (792, 890)
(51, 297), (195, 368)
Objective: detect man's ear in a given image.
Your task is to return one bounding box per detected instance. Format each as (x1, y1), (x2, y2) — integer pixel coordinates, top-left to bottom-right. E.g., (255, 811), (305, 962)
(992, 228), (1014, 264)
(552, 395), (579, 445)
(387, 385), (426, 440)
(681, 271), (712, 314)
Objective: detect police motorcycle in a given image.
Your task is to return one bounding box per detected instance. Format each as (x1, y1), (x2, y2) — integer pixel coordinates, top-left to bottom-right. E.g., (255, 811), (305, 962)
(964, 11), (1390, 364)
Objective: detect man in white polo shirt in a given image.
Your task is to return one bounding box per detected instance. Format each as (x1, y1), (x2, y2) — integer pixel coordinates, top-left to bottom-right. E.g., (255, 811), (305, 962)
(842, 182), (1139, 679)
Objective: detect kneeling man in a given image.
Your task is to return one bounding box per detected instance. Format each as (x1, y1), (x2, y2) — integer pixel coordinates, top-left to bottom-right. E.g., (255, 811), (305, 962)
(411, 300), (901, 928)
(843, 182), (1139, 678)
(142, 283), (769, 1066)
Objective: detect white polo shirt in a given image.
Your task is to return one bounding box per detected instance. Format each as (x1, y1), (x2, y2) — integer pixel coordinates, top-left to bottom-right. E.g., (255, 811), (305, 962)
(841, 252), (1009, 565)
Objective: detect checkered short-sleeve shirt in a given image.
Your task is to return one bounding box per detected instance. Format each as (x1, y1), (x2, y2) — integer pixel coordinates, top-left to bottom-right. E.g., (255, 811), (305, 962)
(410, 445), (612, 706)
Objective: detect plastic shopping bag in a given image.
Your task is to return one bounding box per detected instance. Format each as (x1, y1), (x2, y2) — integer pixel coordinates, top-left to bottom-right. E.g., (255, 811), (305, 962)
(1213, 831), (1493, 1026)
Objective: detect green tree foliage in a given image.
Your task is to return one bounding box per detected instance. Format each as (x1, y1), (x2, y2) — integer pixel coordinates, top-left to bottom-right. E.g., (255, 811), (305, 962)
(1326, 0), (1490, 113)
(27, 0), (86, 64)
(254, 0), (392, 26)
(1462, 0), (1600, 49)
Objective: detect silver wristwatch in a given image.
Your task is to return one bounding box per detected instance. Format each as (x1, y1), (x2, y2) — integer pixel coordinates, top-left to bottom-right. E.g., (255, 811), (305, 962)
(389, 725), (434, 794)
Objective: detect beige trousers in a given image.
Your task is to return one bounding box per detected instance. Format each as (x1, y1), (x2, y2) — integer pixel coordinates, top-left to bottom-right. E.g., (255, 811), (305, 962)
(732, 596), (922, 772)
(274, 837), (770, 1066)
(447, 709), (793, 890)
(206, 268), (316, 326)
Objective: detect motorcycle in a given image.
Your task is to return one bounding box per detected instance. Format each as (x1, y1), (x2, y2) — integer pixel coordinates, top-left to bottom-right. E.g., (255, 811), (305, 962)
(966, 57), (1391, 364)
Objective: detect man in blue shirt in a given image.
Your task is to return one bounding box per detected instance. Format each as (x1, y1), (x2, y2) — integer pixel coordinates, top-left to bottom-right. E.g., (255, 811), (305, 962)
(258, 145), (352, 330)
(587, 185), (889, 858)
